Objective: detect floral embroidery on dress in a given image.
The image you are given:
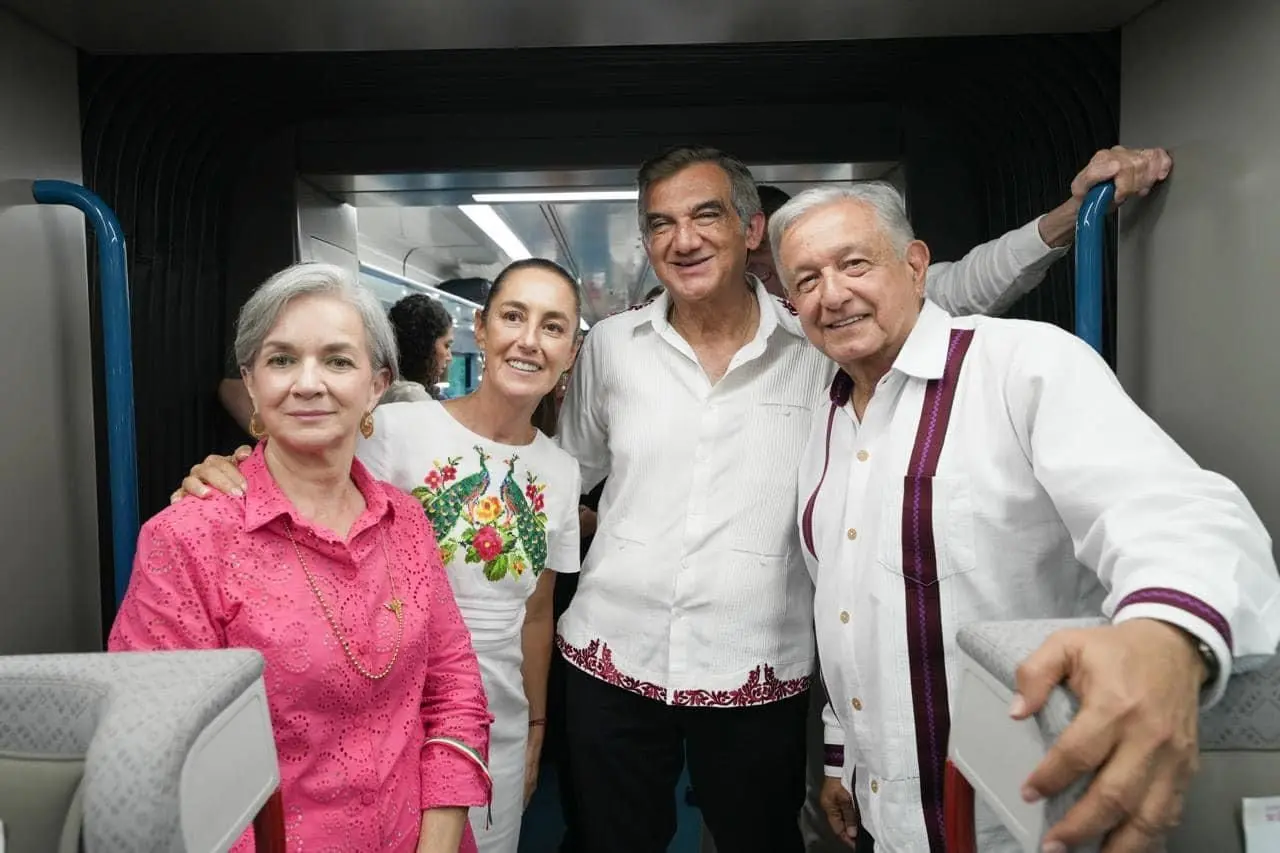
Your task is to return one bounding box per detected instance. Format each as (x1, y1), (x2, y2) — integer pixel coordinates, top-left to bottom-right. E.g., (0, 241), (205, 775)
(411, 445), (551, 583)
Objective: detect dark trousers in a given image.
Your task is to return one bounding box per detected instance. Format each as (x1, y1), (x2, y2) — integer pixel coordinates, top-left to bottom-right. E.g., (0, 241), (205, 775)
(547, 574), (582, 851)
(565, 664), (809, 853)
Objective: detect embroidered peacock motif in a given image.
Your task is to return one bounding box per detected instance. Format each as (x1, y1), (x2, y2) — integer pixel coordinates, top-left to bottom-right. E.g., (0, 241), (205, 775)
(500, 455), (549, 576)
(414, 447), (551, 583)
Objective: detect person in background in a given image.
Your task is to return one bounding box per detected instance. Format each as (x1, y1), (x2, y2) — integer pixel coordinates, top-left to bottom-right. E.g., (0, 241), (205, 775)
(554, 143), (1172, 853)
(774, 182), (1279, 852)
(383, 293), (456, 403)
(170, 259), (585, 853)
(114, 262), (492, 853)
(748, 183), (794, 297)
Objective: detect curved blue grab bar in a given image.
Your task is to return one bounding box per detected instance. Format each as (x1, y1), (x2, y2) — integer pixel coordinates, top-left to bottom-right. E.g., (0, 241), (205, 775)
(1074, 180), (1115, 354)
(32, 180), (138, 607)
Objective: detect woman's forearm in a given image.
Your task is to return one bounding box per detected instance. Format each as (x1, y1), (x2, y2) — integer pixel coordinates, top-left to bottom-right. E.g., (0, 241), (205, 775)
(521, 612), (554, 721)
(417, 807), (467, 853)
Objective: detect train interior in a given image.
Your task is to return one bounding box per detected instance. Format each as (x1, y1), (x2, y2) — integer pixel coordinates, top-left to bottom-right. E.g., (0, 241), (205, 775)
(1, 0), (1278, 849)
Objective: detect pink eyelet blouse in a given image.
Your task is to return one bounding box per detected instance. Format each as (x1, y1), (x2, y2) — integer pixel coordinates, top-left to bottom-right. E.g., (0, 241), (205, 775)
(108, 443), (493, 852)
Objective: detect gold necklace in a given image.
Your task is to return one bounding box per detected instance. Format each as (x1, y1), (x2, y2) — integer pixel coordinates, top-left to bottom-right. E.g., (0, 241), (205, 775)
(283, 518), (405, 680)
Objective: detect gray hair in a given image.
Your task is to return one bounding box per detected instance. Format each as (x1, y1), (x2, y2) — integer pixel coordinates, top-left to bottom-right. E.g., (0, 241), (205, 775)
(768, 182), (916, 269)
(234, 262), (400, 381)
(636, 145), (762, 239)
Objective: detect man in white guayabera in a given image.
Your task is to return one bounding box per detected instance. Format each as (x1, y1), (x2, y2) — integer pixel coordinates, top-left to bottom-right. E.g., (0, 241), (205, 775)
(777, 180), (1280, 853)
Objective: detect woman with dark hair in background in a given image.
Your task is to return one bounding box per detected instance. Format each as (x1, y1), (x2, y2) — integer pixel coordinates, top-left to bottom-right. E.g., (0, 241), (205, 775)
(173, 258), (585, 853)
(383, 292), (456, 402)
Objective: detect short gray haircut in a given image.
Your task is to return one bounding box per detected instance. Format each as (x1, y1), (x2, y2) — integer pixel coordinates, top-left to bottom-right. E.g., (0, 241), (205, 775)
(768, 182), (916, 268)
(636, 145), (762, 239)
(234, 262), (400, 380)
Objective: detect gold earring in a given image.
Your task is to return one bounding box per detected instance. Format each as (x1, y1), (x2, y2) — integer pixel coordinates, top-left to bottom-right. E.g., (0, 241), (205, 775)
(249, 411), (267, 439)
(359, 411), (375, 439)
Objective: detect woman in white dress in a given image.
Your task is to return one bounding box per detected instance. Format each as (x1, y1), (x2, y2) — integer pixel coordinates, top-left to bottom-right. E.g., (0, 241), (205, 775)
(361, 259), (583, 850)
(173, 259), (584, 852)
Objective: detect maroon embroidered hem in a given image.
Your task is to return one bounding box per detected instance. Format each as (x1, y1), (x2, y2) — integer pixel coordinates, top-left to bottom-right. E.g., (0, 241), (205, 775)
(555, 635), (665, 701)
(556, 635), (810, 707)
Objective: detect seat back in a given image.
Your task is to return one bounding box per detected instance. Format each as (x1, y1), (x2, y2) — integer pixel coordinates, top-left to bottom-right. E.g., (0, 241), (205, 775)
(1170, 653), (1280, 851)
(948, 618), (1280, 853)
(0, 648), (279, 852)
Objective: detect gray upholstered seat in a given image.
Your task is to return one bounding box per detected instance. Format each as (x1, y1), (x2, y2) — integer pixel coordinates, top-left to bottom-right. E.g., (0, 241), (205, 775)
(950, 618), (1280, 853)
(0, 649), (279, 852)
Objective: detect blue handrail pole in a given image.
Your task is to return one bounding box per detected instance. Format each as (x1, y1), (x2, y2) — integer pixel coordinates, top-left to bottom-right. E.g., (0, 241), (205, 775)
(1073, 180), (1115, 355)
(32, 180), (139, 607)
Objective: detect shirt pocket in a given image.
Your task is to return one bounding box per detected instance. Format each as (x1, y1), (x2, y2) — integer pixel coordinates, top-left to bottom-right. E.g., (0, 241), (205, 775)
(602, 516), (648, 548)
(876, 474), (976, 584)
(589, 518), (677, 610)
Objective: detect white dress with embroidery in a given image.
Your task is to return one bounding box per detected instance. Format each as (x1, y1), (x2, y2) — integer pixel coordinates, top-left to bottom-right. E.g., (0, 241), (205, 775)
(358, 399), (582, 852)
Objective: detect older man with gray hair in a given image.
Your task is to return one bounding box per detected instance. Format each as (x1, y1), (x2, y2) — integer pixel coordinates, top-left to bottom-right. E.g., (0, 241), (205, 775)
(773, 181), (1280, 853)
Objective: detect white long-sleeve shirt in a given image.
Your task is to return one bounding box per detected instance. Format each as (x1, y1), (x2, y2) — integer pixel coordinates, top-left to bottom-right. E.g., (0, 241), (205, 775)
(802, 299), (1280, 851)
(554, 218), (1067, 707)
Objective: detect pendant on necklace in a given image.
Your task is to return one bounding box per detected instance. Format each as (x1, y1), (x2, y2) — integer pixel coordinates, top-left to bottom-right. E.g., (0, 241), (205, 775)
(385, 598), (404, 619)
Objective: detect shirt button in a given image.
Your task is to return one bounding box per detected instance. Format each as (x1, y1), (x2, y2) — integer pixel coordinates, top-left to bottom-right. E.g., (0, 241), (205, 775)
(839, 611), (850, 624)
(870, 780), (879, 794)
(852, 697), (863, 711)
(846, 528), (858, 540)
(856, 450), (869, 462)
(361, 791), (375, 806)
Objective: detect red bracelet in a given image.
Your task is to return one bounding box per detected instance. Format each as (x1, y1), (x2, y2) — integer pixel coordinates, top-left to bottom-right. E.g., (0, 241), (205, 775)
(528, 718), (547, 728)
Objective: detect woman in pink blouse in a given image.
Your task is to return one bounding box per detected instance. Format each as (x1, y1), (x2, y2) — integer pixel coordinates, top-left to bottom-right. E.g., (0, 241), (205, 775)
(109, 262), (492, 853)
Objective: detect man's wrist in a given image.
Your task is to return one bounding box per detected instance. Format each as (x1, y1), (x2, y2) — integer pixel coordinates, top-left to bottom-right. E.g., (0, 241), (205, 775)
(1139, 617), (1217, 687)
(1183, 631), (1219, 687)
(1038, 199), (1082, 248)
